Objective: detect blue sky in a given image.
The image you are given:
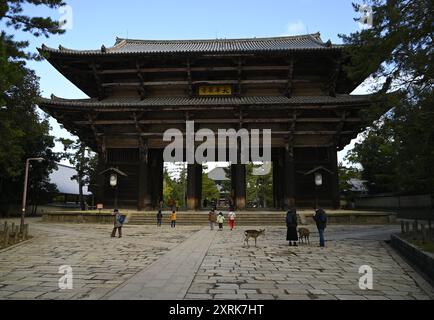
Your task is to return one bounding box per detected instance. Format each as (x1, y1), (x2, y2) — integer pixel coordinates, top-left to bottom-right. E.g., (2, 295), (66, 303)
(8, 0), (368, 164)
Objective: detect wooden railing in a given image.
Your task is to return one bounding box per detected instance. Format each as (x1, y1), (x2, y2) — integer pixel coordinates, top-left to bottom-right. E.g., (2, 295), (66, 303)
(400, 219), (433, 242)
(1, 222), (29, 248)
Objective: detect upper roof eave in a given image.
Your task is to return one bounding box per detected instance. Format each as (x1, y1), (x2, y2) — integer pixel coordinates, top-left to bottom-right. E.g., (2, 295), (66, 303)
(38, 94), (374, 109)
(37, 33), (345, 57)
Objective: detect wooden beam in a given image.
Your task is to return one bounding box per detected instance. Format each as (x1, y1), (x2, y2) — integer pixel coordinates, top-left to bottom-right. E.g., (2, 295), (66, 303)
(186, 58), (193, 97)
(237, 59), (242, 96)
(90, 63), (105, 100)
(330, 111), (347, 146)
(285, 57), (294, 97)
(73, 117), (363, 125)
(97, 65), (292, 75)
(136, 61), (146, 100)
(96, 130), (356, 137)
(329, 59), (341, 97)
(100, 79), (290, 87)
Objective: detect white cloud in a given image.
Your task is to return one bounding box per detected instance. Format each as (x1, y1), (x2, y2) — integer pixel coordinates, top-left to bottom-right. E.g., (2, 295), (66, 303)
(286, 20), (307, 36)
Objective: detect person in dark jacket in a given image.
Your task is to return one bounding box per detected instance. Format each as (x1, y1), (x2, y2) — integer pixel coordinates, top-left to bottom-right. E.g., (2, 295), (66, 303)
(313, 208), (327, 247)
(156, 210), (163, 227)
(286, 209), (298, 246)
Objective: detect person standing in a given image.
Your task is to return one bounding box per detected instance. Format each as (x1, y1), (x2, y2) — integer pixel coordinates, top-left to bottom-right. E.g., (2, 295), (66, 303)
(170, 210), (177, 228)
(175, 200), (180, 211)
(228, 209), (236, 231)
(157, 210), (163, 227)
(286, 209), (298, 246)
(111, 209), (124, 238)
(313, 208), (327, 247)
(208, 210), (216, 230)
(216, 212), (225, 231)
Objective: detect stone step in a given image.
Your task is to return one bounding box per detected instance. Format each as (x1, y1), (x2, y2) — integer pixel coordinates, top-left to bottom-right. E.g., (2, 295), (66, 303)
(127, 212), (290, 225)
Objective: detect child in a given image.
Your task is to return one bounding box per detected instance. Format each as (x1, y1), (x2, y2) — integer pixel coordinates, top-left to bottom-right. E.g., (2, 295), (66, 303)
(216, 212), (225, 231)
(228, 209), (236, 231)
(157, 210), (163, 227)
(170, 210), (177, 228)
(111, 209), (124, 238)
(208, 210), (216, 230)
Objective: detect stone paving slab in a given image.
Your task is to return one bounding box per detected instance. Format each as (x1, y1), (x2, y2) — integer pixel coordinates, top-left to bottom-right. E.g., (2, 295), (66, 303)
(105, 229), (215, 300)
(0, 218), (201, 300)
(186, 225), (434, 300)
(0, 219), (433, 300)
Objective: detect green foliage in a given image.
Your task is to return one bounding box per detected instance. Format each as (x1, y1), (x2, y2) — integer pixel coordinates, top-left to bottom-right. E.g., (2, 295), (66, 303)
(0, 68), (59, 213)
(0, 1), (67, 215)
(1, 0), (66, 105)
(246, 163), (273, 208)
(341, 0), (434, 194)
(57, 139), (98, 210)
(163, 164), (187, 209)
(202, 171), (220, 202)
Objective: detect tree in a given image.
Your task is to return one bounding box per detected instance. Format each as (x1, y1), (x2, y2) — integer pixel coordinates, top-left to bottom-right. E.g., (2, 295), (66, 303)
(1, 0), (66, 106)
(0, 68), (59, 215)
(246, 163), (273, 208)
(340, 0), (434, 194)
(163, 163), (187, 209)
(58, 139), (98, 210)
(0, 1), (67, 215)
(202, 172), (220, 203)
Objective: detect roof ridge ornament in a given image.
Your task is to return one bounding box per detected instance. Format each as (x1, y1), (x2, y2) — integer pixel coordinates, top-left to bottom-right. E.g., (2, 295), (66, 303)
(101, 45), (106, 53)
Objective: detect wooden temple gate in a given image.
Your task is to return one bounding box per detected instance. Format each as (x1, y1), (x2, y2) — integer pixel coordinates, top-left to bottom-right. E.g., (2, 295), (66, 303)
(38, 33), (374, 210)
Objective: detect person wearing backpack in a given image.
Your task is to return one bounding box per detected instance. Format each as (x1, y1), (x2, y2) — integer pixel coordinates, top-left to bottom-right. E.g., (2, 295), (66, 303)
(313, 208), (327, 247)
(216, 212), (225, 231)
(111, 209), (124, 238)
(286, 209), (298, 246)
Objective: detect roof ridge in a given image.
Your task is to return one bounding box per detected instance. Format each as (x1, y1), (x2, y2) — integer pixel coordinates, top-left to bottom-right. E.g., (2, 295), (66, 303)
(114, 33), (323, 44)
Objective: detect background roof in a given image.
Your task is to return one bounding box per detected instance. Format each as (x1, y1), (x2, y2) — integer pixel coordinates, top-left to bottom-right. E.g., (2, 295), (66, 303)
(49, 164), (92, 196)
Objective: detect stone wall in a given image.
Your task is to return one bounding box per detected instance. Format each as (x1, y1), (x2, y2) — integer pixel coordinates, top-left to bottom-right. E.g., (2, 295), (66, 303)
(390, 234), (434, 282)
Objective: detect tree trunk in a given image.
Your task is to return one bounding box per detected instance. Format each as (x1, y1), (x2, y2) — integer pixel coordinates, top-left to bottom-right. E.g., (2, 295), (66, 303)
(79, 179), (85, 211)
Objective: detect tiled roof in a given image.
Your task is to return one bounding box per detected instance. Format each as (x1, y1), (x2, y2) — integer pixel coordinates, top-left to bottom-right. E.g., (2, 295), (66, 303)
(39, 33), (343, 55)
(39, 95), (372, 109)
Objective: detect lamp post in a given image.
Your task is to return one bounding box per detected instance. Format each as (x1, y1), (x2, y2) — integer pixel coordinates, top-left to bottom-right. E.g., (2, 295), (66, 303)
(314, 172), (323, 209)
(99, 167), (127, 210)
(21, 157), (44, 232)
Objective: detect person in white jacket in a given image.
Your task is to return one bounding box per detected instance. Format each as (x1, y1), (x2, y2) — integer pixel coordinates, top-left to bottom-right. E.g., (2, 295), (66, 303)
(216, 212), (225, 231)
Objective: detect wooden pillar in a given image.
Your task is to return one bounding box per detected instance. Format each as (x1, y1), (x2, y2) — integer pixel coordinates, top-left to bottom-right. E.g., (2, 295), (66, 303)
(148, 150), (164, 209)
(138, 144), (151, 211)
(328, 146), (340, 209)
(272, 149), (284, 209)
(282, 146), (295, 209)
(187, 163), (202, 210)
(231, 164), (246, 210)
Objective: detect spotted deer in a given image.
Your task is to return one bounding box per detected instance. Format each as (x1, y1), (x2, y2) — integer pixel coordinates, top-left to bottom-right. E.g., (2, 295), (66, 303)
(298, 227), (310, 244)
(244, 229), (265, 247)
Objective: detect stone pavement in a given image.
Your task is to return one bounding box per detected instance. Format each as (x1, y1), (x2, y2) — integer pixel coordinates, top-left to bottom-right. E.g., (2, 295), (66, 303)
(0, 218), (433, 300)
(105, 229), (215, 299)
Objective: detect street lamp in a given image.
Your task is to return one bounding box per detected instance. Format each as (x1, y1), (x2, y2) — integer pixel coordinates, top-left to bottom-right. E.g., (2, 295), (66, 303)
(99, 167), (127, 209)
(21, 157), (44, 232)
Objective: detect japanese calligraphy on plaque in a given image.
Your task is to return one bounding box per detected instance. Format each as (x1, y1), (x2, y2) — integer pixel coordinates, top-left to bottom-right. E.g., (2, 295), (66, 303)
(198, 85), (232, 96)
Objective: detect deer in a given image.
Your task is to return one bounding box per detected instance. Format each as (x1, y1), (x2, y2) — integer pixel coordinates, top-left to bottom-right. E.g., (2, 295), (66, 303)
(244, 229), (265, 247)
(298, 227), (310, 244)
